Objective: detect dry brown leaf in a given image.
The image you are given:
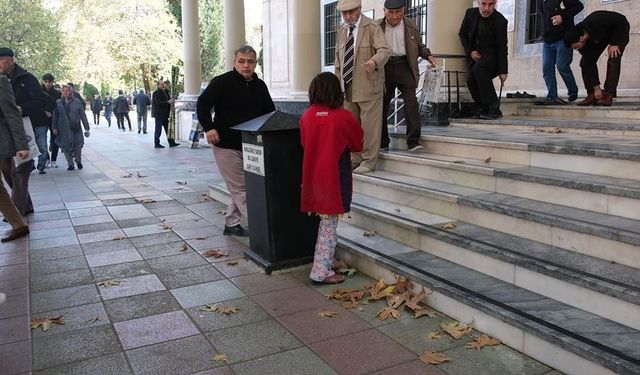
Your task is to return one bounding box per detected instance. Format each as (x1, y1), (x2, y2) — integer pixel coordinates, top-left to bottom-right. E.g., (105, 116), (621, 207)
(394, 276), (413, 294)
(318, 311), (337, 318)
(413, 308), (437, 319)
(420, 351), (451, 365)
(441, 223), (456, 230)
(427, 331), (443, 340)
(200, 304), (240, 315)
(199, 196), (211, 203)
(404, 287), (428, 312)
(387, 293), (407, 309)
(217, 209), (226, 215)
(203, 249), (229, 258)
(97, 279), (122, 287)
(137, 198), (156, 204)
(86, 316), (101, 323)
(226, 260), (239, 266)
(112, 236), (126, 241)
(137, 171), (147, 178)
(363, 230), (376, 237)
(441, 321), (474, 339)
(180, 244), (189, 252)
(195, 236), (207, 240)
(176, 181), (188, 185)
(369, 279), (395, 301)
(377, 306), (401, 320)
(210, 354), (228, 363)
(453, 160), (465, 164)
(121, 173), (133, 178)
(466, 335), (500, 350)
(484, 156), (492, 163)
(537, 127), (563, 133)
(31, 316), (64, 331)
(325, 288), (365, 309)
(161, 223), (173, 230)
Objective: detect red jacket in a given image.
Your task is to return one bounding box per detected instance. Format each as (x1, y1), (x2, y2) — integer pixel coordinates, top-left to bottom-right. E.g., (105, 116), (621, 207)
(300, 105), (364, 214)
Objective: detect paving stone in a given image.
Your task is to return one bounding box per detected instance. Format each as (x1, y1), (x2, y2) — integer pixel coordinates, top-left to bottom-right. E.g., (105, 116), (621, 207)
(231, 347), (337, 375)
(116, 217), (162, 229)
(32, 284), (101, 313)
(277, 306), (371, 345)
(28, 210), (69, 223)
(437, 343), (551, 375)
(34, 352), (133, 375)
(30, 245), (83, 262)
(186, 235), (238, 251)
(123, 224), (170, 237)
(30, 256), (89, 277)
(0, 315), (29, 345)
(157, 264), (224, 289)
(149, 205), (192, 217)
(98, 274), (166, 300)
(377, 315), (470, 354)
(30, 268), (94, 293)
(82, 238), (137, 255)
(0, 293), (29, 319)
(78, 228), (127, 244)
(206, 319), (302, 364)
(130, 231), (182, 248)
(126, 334), (220, 375)
(114, 310), (200, 349)
(102, 197), (138, 206)
(190, 367), (234, 375)
(231, 272), (304, 296)
(172, 225), (223, 240)
(369, 360), (447, 375)
(212, 258), (262, 278)
(29, 226), (77, 240)
(92, 260), (153, 281)
(186, 296), (272, 332)
(0, 340), (31, 374)
(198, 245), (247, 264)
(34, 202), (67, 212)
(74, 221), (120, 234)
(28, 218), (73, 231)
(171, 280), (245, 308)
(309, 329), (418, 375)
(0, 263), (27, 281)
(108, 204), (153, 220)
(0, 251), (27, 267)
(65, 200), (104, 210)
(147, 252), (209, 273)
(0, 277), (28, 296)
(33, 325), (121, 370)
(252, 286), (334, 317)
(71, 214), (114, 226)
(86, 248), (143, 268)
(31, 302), (110, 338)
(137, 241), (193, 259)
(157, 212), (202, 223)
(68, 206), (110, 218)
(104, 290), (182, 323)
(30, 235), (80, 250)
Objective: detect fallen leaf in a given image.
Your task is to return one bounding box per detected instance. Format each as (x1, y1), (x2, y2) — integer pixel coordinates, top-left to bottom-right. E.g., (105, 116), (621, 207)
(404, 287), (428, 312)
(112, 236), (126, 241)
(318, 311), (337, 318)
(210, 354), (228, 363)
(336, 268), (357, 277)
(200, 304), (239, 315)
(363, 230), (376, 237)
(30, 316), (64, 331)
(137, 171), (147, 178)
(227, 260), (239, 266)
(413, 308), (437, 319)
(199, 196), (211, 203)
(537, 127), (563, 133)
(377, 306), (401, 320)
(453, 160), (466, 164)
(387, 293), (407, 309)
(86, 316), (101, 323)
(484, 156), (492, 163)
(325, 288), (365, 308)
(137, 198), (156, 204)
(427, 331), (443, 340)
(97, 279), (122, 287)
(176, 181), (188, 185)
(179, 244), (189, 252)
(369, 279), (395, 301)
(440, 321), (474, 339)
(419, 351), (451, 365)
(466, 335), (500, 350)
(441, 223), (456, 230)
(174, 187), (185, 191)
(121, 173), (133, 178)
(395, 208), (401, 212)
(188, 169), (199, 173)
(203, 249), (229, 258)
(217, 209), (226, 215)
(394, 276), (413, 294)
(195, 236), (207, 240)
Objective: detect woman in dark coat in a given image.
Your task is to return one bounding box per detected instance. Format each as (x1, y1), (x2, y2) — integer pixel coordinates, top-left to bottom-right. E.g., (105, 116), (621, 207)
(52, 85), (90, 170)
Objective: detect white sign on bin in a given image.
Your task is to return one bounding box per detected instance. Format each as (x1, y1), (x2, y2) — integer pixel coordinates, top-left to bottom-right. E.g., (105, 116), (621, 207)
(242, 143), (265, 176)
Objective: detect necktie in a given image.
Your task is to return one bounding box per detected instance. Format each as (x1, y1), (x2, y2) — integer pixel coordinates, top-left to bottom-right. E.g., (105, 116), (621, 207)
(342, 25), (356, 86)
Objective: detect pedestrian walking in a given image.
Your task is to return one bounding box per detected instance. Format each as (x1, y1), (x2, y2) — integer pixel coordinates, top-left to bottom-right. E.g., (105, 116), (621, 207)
(91, 94), (102, 125)
(52, 85), (91, 170)
(103, 95), (114, 128)
(114, 90), (132, 131)
(133, 89), (151, 134)
(42, 73), (61, 169)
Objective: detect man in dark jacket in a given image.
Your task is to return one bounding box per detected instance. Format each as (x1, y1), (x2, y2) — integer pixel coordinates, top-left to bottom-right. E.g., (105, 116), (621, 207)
(197, 45), (275, 237)
(133, 89), (151, 134)
(535, 0), (583, 106)
(564, 11), (630, 107)
(458, 0), (508, 120)
(114, 90), (132, 131)
(102, 95), (114, 128)
(90, 94), (102, 125)
(0, 75), (30, 242)
(152, 81), (179, 148)
(379, 0), (437, 152)
(42, 73), (61, 169)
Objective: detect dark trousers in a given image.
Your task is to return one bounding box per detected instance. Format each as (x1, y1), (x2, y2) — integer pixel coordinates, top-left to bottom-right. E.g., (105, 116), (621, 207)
(49, 130), (59, 162)
(116, 112), (131, 130)
(154, 116), (175, 146)
(0, 159), (34, 216)
(137, 110), (148, 132)
(381, 58), (421, 148)
(580, 43), (627, 97)
(466, 55), (500, 113)
(92, 111), (100, 124)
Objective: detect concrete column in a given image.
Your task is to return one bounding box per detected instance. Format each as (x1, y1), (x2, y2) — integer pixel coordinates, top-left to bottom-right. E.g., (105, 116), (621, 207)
(224, 0), (246, 70)
(291, 1), (321, 96)
(181, 0), (202, 96)
(427, 0), (473, 72)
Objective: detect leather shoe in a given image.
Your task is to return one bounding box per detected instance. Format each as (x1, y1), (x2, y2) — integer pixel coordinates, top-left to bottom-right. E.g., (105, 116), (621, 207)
(597, 92), (613, 106)
(312, 274), (346, 284)
(77, 162), (83, 170)
(577, 94), (597, 106)
(155, 144), (165, 149)
(1, 226), (30, 242)
(223, 224), (249, 237)
(169, 142), (180, 148)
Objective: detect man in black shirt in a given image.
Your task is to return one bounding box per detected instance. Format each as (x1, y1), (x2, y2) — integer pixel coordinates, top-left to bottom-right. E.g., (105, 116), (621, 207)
(42, 73), (61, 168)
(151, 81), (179, 148)
(196, 45), (275, 237)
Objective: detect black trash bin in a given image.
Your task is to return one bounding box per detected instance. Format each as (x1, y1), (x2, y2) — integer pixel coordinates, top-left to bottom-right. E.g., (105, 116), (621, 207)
(231, 110), (319, 274)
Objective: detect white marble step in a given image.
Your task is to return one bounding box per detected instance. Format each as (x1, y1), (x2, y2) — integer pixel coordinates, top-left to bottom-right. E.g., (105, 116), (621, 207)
(518, 104), (640, 120)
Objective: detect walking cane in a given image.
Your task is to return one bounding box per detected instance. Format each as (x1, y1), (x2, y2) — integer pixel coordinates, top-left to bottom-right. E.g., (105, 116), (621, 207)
(498, 81), (504, 108)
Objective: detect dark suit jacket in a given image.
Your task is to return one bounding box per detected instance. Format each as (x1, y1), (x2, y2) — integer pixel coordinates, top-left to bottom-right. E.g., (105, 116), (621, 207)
(538, 0), (584, 43)
(458, 8), (508, 75)
(579, 10), (630, 48)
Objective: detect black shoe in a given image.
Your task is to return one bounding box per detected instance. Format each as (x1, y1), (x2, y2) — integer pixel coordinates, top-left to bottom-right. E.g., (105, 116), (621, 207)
(143, 131), (148, 134)
(67, 165), (75, 171)
(169, 141), (180, 148)
(38, 169), (46, 175)
(223, 224), (249, 237)
(479, 111), (503, 120)
(138, 130), (141, 134)
(77, 162), (83, 170)
(1, 226), (30, 242)
(129, 128), (132, 131)
(154, 144), (165, 149)
(568, 94), (578, 102)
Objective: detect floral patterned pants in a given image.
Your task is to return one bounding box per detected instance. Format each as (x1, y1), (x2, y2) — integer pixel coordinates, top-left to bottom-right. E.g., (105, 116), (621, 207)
(309, 215), (339, 282)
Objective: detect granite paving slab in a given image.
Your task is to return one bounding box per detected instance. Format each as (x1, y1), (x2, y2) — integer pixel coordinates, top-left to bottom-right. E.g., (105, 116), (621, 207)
(30, 302), (110, 338)
(0, 278), (28, 296)
(212, 258), (262, 278)
(0, 251), (27, 267)
(65, 200), (105, 210)
(29, 245), (83, 262)
(0, 263), (28, 282)
(68, 206), (110, 218)
(146, 252), (209, 273)
(71, 214), (114, 226)
(136, 241), (193, 259)
(74, 221), (120, 234)
(107, 204), (154, 220)
(185, 296), (272, 332)
(98, 274), (166, 300)
(0, 340), (31, 374)
(377, 316), (471, 355)
(82, 238), (137, 255)
(78, 228), (127, 244)
(27, 218), (73, 231)
(0, 293), (29, 319)
(277, 305), (372, 344)
(29, 226), (77, 240)
(130, 232), (183, 248)
(31, 284), (101, 313)
(231, 272), (305, 296)
(30, 268), (94, 293)
(438, 344), (551, 375)
(230, 347), (337, 375)
(30, 235), (80, 250)
(116, 217), (162, 228)
(186, 235), (239, 251)
(86, 248), (143, 268)
(369, 360), (447, 375)
(28, 210), (69, 223)
(114, 310), (200, 349)
(170, 280), (245, 309)
(252, 286), (335, 317)
(0, 315), (29, 345)
(33, 352), (133, 375)
(122, 224), (171, 237)
(92, 260), (153, 281)
(104, 290), (182, 323)
(157, 212), (203, 224)
(156, 264), (224, 289)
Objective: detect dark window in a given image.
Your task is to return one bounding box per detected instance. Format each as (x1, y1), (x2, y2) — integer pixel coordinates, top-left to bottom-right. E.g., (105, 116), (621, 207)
(527, 0), (543, 43)
(405, 0), (428, 45)
(324, 2), (340, 65)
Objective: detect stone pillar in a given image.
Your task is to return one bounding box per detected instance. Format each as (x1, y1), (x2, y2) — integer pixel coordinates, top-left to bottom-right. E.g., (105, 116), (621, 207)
(224, 0), (246, 70)
(182, 0), (202, 96)
(291, 1), (321, 96)
(427, 0), (473, 72)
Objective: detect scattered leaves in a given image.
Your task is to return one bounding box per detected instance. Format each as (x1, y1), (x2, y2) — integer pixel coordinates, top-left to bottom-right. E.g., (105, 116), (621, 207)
(441, 223), (456, 230)
(180, 244), (189, 252)
(427, 331), (443, 340)
(377, 306), (401, 320)
(453, 160), (466, 164)
(420, 351), (451, 365)
(203, 249), (229, 258)
(413, 308), (437, 319)
(394, 276), (413, 294)
(200, 304), (240, 315)
(363, 230), (376, 237)
(325, 288), (366, 309)
(137, 198), (156, 204)
(484, 156), (492, 163)
(227, 260), (239, 266)
(440, 321), (474, 339)
(121, 173), (133, 178)
(112, 236), (126, 241)
(199, 195), (211, 203)
(536, 127), (563, 133)
(195, 236), (207, 240)
(368, 279), (395, 301)
(86, 316), (101, 324)
(336, 268), (357, 277)
(161, 223), (174, 230)
(318, 311), (337, 318)
(466, 335), (500, 350)
(137, 171), (147, 178)
(404, 287), (428, 312)
(97, 279), (122, 287)
(31, 316), (65, 331)
(211, 354), (228, 363)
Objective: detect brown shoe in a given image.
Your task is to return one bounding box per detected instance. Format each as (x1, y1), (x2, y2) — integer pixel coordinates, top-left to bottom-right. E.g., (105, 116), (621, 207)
(577, 94), (597, 106)
(1, 226), (30, 242)
(597, 92), (613, 106)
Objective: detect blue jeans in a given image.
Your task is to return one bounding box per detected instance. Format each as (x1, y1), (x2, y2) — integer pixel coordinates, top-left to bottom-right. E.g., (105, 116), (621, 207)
(34, 126), (49, 171)
(543, 40), (578, 99)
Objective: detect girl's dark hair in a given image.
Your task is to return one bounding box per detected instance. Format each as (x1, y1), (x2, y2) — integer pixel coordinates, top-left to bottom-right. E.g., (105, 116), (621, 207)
(308, 72), (344, 109)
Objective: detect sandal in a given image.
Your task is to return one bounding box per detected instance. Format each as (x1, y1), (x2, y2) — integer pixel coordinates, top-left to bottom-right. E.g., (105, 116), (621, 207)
(313, 274), (346, 284)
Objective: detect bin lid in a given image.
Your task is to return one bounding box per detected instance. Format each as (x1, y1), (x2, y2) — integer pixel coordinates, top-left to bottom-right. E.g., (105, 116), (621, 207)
(231, 111), (301, 132)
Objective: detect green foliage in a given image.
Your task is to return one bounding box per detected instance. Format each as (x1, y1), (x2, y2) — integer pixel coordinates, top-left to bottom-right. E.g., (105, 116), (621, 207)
(0, 0), (68, 80)
(100, 81), (110, 97)
(83, 82), (99, 100)
(200, 0), (225, 80)
(166, 0), (182, 27)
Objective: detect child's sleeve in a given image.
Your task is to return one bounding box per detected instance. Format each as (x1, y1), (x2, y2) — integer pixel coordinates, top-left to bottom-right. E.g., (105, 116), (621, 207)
(346, 111), (364, 153)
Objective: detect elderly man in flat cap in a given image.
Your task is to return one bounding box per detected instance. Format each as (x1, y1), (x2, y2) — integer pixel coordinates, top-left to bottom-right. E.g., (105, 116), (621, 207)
(379, 0), (437, 153)
(335, 0), (389, 174)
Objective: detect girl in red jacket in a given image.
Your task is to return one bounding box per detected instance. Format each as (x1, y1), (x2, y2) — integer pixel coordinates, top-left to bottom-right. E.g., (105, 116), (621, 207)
(300, 72), (364, 284)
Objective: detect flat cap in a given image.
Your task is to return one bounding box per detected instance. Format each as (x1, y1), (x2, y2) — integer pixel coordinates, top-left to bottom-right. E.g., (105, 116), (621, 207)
(0, 47), (14, 57)
(384, 0), (405, 9)
(337, 0), (361, 11)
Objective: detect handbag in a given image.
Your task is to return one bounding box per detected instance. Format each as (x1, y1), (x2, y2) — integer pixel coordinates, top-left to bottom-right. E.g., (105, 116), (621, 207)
(12, 117), (41, 167)
(63, 102), (81, 132)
